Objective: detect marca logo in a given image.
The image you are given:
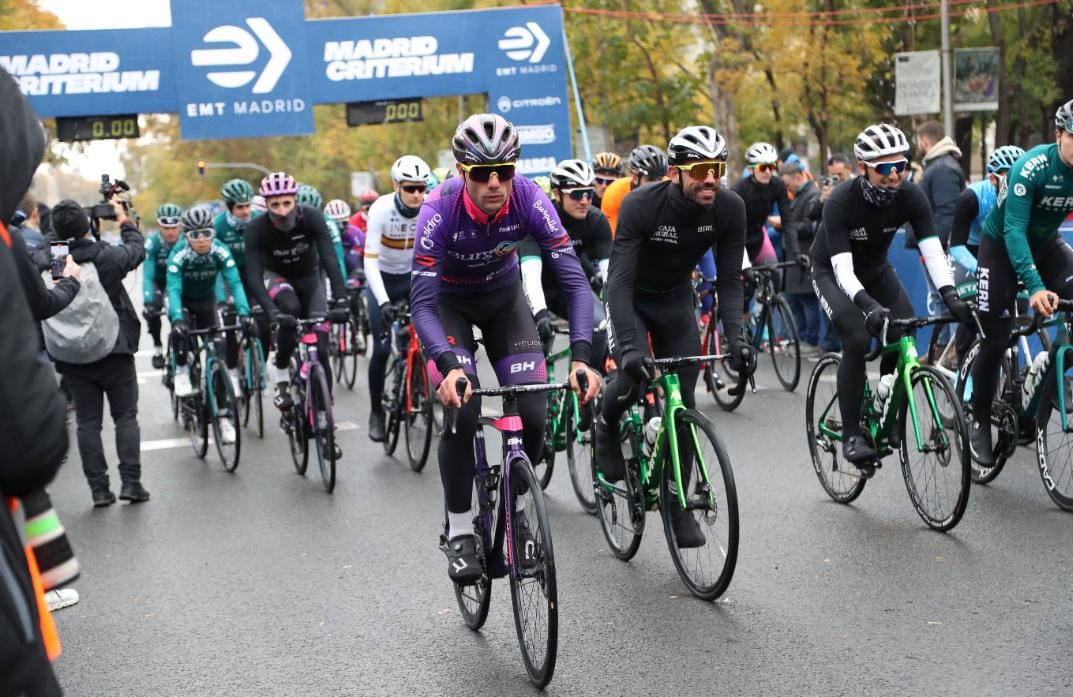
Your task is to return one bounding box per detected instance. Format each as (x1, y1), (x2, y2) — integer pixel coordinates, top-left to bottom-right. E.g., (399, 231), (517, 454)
(516, 123), (555, 145)
(190, 18), (292, 94)
(510, 361), (537, 374)
(498, 23), (550, 63)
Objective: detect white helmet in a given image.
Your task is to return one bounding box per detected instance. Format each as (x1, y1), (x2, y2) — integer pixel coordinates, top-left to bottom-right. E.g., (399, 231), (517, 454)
(744, 142), (779, 165)
(853, 124), (910, 161)
(550, 159), (595, 189)
(251, 194), (267, 214)
(667, 125), (728, 165)
(391, 155), (431, 183)
(324, 199), (351, 223)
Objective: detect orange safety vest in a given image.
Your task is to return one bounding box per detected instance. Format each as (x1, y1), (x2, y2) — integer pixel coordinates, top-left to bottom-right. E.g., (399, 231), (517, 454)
(7, 498), (61, 660)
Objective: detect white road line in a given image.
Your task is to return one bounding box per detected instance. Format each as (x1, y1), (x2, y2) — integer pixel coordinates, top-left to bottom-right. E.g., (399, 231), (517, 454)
(141, 421), (359, 452)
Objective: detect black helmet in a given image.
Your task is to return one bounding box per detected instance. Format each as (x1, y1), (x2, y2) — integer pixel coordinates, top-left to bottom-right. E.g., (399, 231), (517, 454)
(627, 145), (668, 178)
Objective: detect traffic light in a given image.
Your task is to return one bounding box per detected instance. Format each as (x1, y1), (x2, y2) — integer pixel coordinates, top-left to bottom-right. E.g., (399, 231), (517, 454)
(197, 160), (206, 176)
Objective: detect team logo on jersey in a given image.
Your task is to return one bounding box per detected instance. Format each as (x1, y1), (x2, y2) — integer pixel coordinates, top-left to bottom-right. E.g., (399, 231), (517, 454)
(1013, 182), (1027, 197)
(849, 227), (867, 240)
(493, 240), (517, 256)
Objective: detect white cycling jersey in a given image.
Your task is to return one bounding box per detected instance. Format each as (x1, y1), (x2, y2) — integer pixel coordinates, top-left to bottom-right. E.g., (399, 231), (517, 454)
(363, 193), (417, 305)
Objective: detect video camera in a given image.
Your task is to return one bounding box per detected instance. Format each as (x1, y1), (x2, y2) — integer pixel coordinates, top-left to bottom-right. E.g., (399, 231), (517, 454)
(85, 174), (138, 237)
(820, 175), (840, 188)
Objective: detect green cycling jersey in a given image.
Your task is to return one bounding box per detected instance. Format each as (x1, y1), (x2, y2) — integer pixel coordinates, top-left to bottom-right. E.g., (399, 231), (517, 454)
(324, 213), (347, 274)
(143, 231), (184, 302)
(983, 143), (1073, 295)
(166, 240), (250, 322)
(213, 210), (257, 269)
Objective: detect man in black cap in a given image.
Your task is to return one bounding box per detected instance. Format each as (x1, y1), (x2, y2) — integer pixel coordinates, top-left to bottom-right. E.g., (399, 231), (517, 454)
(51, 195), (148, 506)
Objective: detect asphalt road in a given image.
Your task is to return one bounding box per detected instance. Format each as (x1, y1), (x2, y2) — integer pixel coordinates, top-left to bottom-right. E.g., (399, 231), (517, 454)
(45, 336), (1073, 696)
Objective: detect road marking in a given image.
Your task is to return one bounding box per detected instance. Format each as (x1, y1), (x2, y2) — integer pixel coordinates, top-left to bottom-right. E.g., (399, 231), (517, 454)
(140, 421), (359, 451)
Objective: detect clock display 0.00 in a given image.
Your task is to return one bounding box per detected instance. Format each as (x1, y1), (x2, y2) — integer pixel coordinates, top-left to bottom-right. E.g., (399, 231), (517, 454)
(56, 115), (140, 142)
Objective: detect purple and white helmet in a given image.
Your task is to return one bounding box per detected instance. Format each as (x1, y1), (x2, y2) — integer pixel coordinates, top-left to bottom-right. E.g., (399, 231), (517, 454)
(259, 171), (298, 198)
(451, 113), (521, 165)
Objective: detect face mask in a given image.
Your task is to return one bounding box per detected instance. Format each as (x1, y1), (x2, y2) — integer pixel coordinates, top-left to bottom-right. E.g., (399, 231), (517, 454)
(860, 177), (898, 207)
(394, 192), (421, 219)
(270, 206), (298, 231)
(226, 211), (249, 231)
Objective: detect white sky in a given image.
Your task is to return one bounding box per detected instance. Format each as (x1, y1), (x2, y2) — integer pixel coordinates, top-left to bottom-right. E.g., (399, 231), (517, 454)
(36, 0), (173, 177)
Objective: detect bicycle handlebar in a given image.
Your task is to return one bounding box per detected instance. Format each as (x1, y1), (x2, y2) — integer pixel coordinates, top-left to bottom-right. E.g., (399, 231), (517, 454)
(863, 314), (963, 362)
(187, 323), (242, 336)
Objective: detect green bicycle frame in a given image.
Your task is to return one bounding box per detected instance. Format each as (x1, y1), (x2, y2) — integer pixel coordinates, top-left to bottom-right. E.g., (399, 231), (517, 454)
(546, 343), (581, 451)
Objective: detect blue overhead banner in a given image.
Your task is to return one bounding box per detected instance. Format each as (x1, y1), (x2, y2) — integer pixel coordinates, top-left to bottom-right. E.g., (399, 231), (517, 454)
(0, 1), (572, 172)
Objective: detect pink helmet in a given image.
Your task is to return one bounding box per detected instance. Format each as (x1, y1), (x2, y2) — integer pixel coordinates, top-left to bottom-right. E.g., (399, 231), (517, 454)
(358, 189), (379, 205)
(260, 171), (298, 198)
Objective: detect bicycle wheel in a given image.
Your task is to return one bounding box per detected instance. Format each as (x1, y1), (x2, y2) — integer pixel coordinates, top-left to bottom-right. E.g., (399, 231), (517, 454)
(805, 354), (866, 503)
(249, 341), (265, 439)
(450, 506), (492, 630)
(768, 297), (801, 392)
(187, 396), (209, 459)
(404, 357), (433, 472)
(565, 394), (598, 514)
(207, 361), (241, 472)
(593, 418), (645, 560)
(331, 323), (345, 385)
(1034, 362), (1073, 511)
(343, 317), (360, 390)
(508, 458), (558, 688)
(955, 340), (1015, 484)
(383, 367), (402, 457)
(286, 365), (309, 475)
(897, 365), (970, 531)
(166, 337), (179, 421)
(309, 363), (336, 493)
(534, 393), (557, 490)
(659, 409), (739, 600)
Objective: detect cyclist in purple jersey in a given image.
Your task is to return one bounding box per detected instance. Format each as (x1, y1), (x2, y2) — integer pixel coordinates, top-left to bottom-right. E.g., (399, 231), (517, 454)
(411, 113), (602, 585)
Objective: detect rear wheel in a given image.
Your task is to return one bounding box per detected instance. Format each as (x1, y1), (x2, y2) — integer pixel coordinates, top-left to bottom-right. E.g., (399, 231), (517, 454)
(382, 360), (402, 456)
(309, 364), (336, 493)
(565, 395), (598, 515)
(593, 417), (645, 560)
(659, 409), (739, 600)
(955, 340), (1015, 484)
(343, 316), (361, 389)
(508, 459), (558, 688)
(768, 297), (801, 392)
(709, 319), (746, 412)
(208, 361), (241, 473)
(534, 390), (559, 490)
(897, 365), (970, 531)
(805, 354), (866, 503)
(404, 357), (433, 472)
(1034, 361), (1073, 511)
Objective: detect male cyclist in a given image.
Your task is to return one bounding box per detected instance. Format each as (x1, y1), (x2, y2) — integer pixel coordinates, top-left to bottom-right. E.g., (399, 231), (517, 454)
(167, 207), (253, 443)
(591, 151), (623, 210)
(969, 100), (1073, 465)
(733, 142), (790, 267)
(214, 178), (270, 357)
(810, 124), (971, 465)
(520, 159), (612, 369)
(297, 184), (347, 275)
(243, 173), (348, 418)
(949, 146), (1026, 277)
(602, 145), (669, 234)
(412, 113), (601, 584)
(142, 203), (183, 369)
(364, 155), (430, 442)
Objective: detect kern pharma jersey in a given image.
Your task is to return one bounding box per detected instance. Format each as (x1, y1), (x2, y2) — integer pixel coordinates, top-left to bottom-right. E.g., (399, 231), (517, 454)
(410, 175), (593, 368)
(983, 143), (1073, 295)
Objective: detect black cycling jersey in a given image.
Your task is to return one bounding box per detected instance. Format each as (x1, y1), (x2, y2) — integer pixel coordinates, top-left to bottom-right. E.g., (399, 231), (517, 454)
(244, 204), (345, 316)
(605, 180), (746, 356)
(949, 187), (980, 252)
(519, 203), (611, 283)
(811, 177), (935, 273)
(730, 174), (791, 259)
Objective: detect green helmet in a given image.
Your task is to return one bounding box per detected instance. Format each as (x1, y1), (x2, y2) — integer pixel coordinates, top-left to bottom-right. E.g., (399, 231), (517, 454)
(156, 202), (182, 226)
(220, 178), (254, 205)
(296, 184), (323, 209)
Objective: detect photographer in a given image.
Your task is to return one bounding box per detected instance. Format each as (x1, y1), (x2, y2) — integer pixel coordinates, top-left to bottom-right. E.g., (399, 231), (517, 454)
(50, 194), (148, 507)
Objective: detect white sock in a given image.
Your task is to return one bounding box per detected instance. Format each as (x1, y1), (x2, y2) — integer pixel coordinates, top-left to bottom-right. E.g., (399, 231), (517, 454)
(448, 511), (473, 540)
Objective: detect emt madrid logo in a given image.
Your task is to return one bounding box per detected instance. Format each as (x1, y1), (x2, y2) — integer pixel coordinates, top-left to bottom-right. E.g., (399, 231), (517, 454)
(498, 23), (550, 64)
(190, 18), (292, 94)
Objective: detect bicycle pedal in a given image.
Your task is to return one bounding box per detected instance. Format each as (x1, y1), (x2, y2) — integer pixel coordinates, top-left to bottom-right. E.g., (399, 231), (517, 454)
(855, 461), (878, 479)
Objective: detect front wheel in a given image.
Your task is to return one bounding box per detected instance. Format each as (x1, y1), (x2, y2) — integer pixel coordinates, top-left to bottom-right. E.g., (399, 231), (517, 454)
(309, 363), (336, 493)
(286, 362), (309, 475)
(1034, 361), (1073, 511)
(768, 297), (801, 392)
(898, 365), (970, 531)
(593, 417), (645, 561)
(659, 409), (739, 600)
(805, 353), (866, 503)
(565, 394), (598, 515)
(404, 357), (433, 472)
(508, 459), (558, 688)
(208, 361), (241, 473)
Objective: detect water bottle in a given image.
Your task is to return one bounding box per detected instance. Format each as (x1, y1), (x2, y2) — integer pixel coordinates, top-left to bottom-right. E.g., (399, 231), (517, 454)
(873, 374), (895, 416)
(641, 417), (662, 459)
(1022, 352), (1050, 405)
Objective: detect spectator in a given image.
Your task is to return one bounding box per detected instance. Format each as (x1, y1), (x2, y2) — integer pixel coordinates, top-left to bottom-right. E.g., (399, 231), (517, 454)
(50, 197), (148, 507)
(826, 153), (854, 182)
(780, 162), (822, 352)
(0, 64), (66, 697)
(11, 192), (44, 251)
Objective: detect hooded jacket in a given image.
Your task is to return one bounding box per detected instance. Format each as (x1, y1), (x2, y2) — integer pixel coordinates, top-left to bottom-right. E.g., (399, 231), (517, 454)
(911, 135), (966, 248)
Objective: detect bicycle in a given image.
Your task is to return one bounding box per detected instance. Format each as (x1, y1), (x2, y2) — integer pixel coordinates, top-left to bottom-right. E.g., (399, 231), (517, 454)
(957, 300), (1073, 510)
(536, 324), (597, 512)
(804, 315), (971, 531)
(330, 282), (368, 390)
(173, 323), (243, 472)
(593, 355), (739, 601)
(380, 298), (434, 472)
(280, 317), (339, 493)
(237, 319), (267, 439)
(441, 374), (577, 688)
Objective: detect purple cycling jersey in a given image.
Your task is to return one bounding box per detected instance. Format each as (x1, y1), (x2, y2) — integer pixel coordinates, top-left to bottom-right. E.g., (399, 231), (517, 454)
(411, 175), (594, 370)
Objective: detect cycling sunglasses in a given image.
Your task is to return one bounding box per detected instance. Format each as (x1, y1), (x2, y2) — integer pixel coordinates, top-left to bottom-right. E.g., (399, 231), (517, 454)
(678, 160), (728, 180)
(595, 176), (617, 186)
(401, 183), (427, 194)
(185, 228), (215, 240)
(157, 217), (180, 227)
(753, 163), (778, 173)
(562, 187), (595, 201)
(863, 158), (909, 177)
(459, 162), (517, 183)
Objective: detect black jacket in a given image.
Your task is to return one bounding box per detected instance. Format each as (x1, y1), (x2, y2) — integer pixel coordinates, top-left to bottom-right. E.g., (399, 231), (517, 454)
(9, 226), (80, 321)
(909, 137), (966, 248)
(0, 66), (65, 697)
(782, 179), (821, 294)
(56, 221), (145, 368)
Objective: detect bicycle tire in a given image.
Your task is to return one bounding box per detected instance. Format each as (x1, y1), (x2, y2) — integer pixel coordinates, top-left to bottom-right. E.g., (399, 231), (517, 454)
(343, 317), (360, 390)
(955, 340), (1015, 484)
(508, 458), (558, 688)
(250, 341), (265, 439)
(593, 419), (645, 560)
(804, 354), (866, 503)
(1034, 362), (1073, 511)
(383, 362), (402, 456)
(451, 508), (492, 630)
(710, 319), (746, 412)
(309, 363), (336, 493)
(287, 362), (309, 475)
(405, 356), (433, 472)
(897, 365), (970, 531)
(565, 395), (598, 515)
(534, 393), (556, 490)
(208, 361), (241, 473)
(659, 409), (739, 600)
(768, 296), (801, 392)
(331, 323), (345, 385)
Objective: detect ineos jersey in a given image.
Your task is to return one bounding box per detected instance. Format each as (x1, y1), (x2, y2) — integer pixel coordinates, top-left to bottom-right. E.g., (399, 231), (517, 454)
(364, 193), (418, 275)
(811, 178), (935, 274)
(519, 203), (611, 283)
(730, 174), (791, 259)
(243, 203), (345, 314)
(606, 180), (747, 354)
